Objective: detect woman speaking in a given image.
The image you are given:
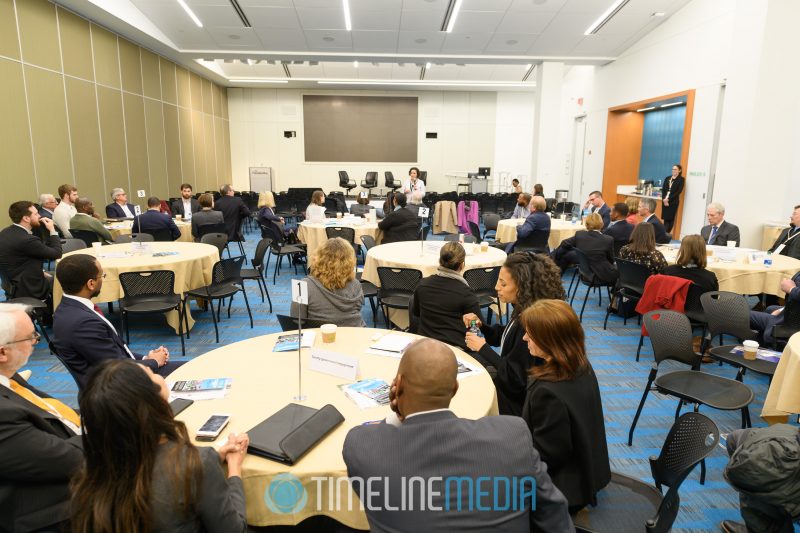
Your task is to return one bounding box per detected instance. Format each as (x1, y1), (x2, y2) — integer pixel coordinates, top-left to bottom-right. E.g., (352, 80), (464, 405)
(661, 163), (685, 233)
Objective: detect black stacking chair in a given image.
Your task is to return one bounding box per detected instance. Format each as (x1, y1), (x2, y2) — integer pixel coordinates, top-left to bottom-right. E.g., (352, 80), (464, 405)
(0, 272), (52, 346)
(575, 412), (719, 533)
(262, 222), (307, 283)
(60, 238), (87, 253)
(119, 270), (185, 355)
(240, 237), (273, 311)
(141, 228), (174, 242)
(569, 248), (615, 322)
(482, 213), (501, 241)
(700, 291), (756, 352)
(276, 314), (328, 331)
(377, 267), (422, 329)
(385, 172), (401, 192)
(512, 228), (549, 255)
(361, 172), (378, 196)
(603, 259), (651, 329)
(338, 171), (357, 197)
(360, 234), (377, 251)
(70, 229), (100, 247)
(464, 266), (502, 324)
(628, 310), (754, 447)
(468, 221), (482, 243)
(444, 234), (477, 244)
(130, 232), (155, 242)
(200, 233), (228, 258)
(418, 171), (427, 184)
(325, 226), (360, 258)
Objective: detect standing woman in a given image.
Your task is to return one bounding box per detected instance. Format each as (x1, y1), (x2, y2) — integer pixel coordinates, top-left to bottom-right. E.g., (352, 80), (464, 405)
(661, 163), (685, 233)
(463, 252), (565, 416)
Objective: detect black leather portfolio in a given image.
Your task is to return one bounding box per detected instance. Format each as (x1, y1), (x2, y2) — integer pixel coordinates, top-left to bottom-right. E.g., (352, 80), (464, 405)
(247, 403), (344, 465)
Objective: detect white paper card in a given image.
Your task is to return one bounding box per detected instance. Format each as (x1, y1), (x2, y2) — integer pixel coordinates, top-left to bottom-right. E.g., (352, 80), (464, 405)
(133, 205), (142, 216)
(418, 207), (430, 218)
(291, 279), (309, 305)
(309, 349), (359, 381)
(359, 191), (368, 199)
(136, 190), (146, 198)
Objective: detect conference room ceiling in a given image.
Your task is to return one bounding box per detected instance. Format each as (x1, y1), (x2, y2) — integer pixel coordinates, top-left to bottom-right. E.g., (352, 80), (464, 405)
(55, 0), (691, 90)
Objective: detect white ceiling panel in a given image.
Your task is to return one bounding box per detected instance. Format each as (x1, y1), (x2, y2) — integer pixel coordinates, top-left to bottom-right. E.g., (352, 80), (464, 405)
(489, 64), (529, 81)
(349, 0), (403, 10)
(462, 0), (514, 11)
(352, 30), (399, 52)
(455, 64), (496, 80)
(184, 0), (231, 6)
(391, 63), (421, 80)
(399, 10), (445, 32)
(424, 65), (461, 81)
(401, 0), (449, 11)
(253, 27), (309, 49)
(397, 31), (446, 52)
(351, 9), (402, 31)
(485, 33), (539, 53)
(221, 61), (287, 78)
(191, 5), (244, 26)
(245, 7), (302, 29)
(238, 0), (293, 6)
(452, 10), (506, 34)
(357, 63), (394, 79)
(287, 62), (325, 77)
(508, 0), (568, 12)
(527, 32), (582, 56)
(441, 32), (493, 52)
(295, 7), (347, 30)
(291, 0), (339, 8)
(303, 29), (354, 49)
(495, 10), (558, 34)
(207, 27), (264, 49)
(322, 62), (358, 78)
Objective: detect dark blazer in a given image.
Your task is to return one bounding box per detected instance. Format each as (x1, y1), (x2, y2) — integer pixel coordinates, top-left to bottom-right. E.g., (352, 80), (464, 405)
(603, 219), (634, 254)
(105, 202), (136, 219)
(256, 206), (281, 227)
(476, 319), (530, 416)
(378, 206), (420, 244)
(343, 411), (573, 533)
(0, 374), (83, 532)
(661, 264), (719, 312)
(0, 225), (62, 299)
(769, 226), (800, 260)
(53, 297), (158, 388)
(171, 197), (200, 218)
(591, 203), (611, 229)
(132, 210), (181, 241)
(523, 365), (611, 511)
(701, 220), (741, 247)
(511, 211), (551, 252)
(555, 230), (618, 285)
(412, 274), (482, 349)
(661, 175), (685, 221)
(214, 195), (251, 241)
(644, 214), (671, 244)
(37, 208), (54, 220)
(191, 209), (225, 239)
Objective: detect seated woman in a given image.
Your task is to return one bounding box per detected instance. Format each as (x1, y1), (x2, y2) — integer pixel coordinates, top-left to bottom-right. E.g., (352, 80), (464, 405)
(412, 242), (483, 350)
(350, 195), (374, 217)
(290, 237), (365, 327)
(618, 222), (668, 274)
(662, 234), (719, 297)
(520, 299), (610, 514)
(553, 212), (617, 285)
(625, 196), (640, 225)
(305, 190), (326, 221)
(463, 252), (565, 416)
(191, 193), (224, 241)
(71, 360), (249, 532)
(256, 191), (284, 231)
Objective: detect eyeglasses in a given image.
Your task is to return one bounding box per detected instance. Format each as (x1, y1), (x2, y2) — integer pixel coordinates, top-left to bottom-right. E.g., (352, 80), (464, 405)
(95, 273), (107, 280)
(4, 331), (41, 346)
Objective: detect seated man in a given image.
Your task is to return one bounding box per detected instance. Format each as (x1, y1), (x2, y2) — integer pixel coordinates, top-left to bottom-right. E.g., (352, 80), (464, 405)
(506, 195), (550, 253)
(749, 272), (800, 347)
(171, 183), (200, 221)
(0, 201), (62, 300)
(53, 254), (183, 388)
(583, 190), (610, 229)
(0, 303), (83, 532)
(343, 338), (573, 532)
(53, 184), (78, 238)
(214, 184), (250, 242)
(701, 202), (740, 247)
(105, 188), (136, 218)
(38, 193), (57, 220)
(132, 196), (181, 241)
(603, 202), (634, 255)
(768, 204), (800, 260)
(378, 192), (420, 244)
(70, 198), (113, 243)
(506, 193), (532, 219)
(637, 198), (670, 244)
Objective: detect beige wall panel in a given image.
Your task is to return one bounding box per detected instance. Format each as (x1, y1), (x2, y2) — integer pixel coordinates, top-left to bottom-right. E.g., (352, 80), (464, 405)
(57, 8), (93, 81)
(91, 25), (119, 89)
(0, 59), (36, 203)
(222, 119), (232, 182)
(65, 77), (104, 202)
(178, 107), (195, 188)
(201, 79), (212, 115)
(191, 110), (207, 191)
(176, 67), (190, 109)
(122, 93), (148, 196)
(25, 66), (72, 194)
(17, 0), (60, 71)
(203, 113), (215, 187)
(189, 72), (202, 112)
(212, 85), (222, 118)
(221, 88), (229, 119)
(214, 117), (225, 184)
(140, 49), (160, 100)
(118, 39), (142, 95)
(96, 86), (127, 190)
(160, 58), (177, 105)
(0, 0), (20, 60)
(162, 104), (182, 192)
(144, 98), (167, 199)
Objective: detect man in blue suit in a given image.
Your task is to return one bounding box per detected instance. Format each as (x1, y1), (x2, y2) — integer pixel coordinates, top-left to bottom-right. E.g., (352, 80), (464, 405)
(603, 202), (634, 255)
(105, 188), (136, 218)
(750, 271), (800, 347)
(583, 190), (611, 229)
(132, 197), (181, 241)
(52, 254), (183, 389)
(506, 196), (551, 253)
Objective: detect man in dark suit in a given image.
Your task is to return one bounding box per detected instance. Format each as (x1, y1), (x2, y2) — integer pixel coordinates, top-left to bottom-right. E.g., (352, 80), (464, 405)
(105, 188), (136, 218)
(171, 183), (200, 220)
(214, 184), (250, 241)
(768, 205), (800, 260)
(583, 190), (611, 229)
(377, 192), (420, 244)
(603, 202), (634, 255)
(37, 193), (57, 219)
(0, 303), (83, 532)
(507, 195), (551, 253)
(53, 254), (183, 389)
(0, 201), (62, 300)
(638, 197), (670, 244)
(343, 338), (573, 532)
(70, 198), (113, 243)
(701, 202), (741, 247)
(132, 196), (181, 241)
(749, 271), (800, 347)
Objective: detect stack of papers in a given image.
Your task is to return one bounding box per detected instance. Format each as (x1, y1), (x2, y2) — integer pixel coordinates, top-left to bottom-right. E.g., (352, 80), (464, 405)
(366, 334), (413, 358)
(169, 378), (232, 401)
(339, 378), (390, 409)
(273, 332), (316, 352)
(729, 346), (782, 363)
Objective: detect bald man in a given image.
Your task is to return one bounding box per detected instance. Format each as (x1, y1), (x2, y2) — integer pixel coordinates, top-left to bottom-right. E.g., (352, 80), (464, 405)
(343, 339), (573, 533)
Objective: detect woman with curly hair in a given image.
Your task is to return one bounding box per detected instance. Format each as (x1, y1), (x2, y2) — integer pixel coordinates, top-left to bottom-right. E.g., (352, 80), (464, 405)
(289, 237), (365, 326)
(463, 252), (565, 415)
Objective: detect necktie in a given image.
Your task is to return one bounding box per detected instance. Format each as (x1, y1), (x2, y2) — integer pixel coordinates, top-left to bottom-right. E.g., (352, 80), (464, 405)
(709, 226), (718, 244)
(10, 380), (81, 429)
(93, 304), (103, 316)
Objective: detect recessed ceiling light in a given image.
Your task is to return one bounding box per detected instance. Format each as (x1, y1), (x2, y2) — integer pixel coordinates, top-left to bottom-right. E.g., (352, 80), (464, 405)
(652, 12), (665, 17)
(415, 38), (427, 44)
(323, 36), (335, 42)
(343, 0), (352, 31)
(426, 62), (432, 69)
(506, 39), (519, 45)
(228, 34), (240, 40)
(175, 0), (203, 28)
(353, 61), (359, 68)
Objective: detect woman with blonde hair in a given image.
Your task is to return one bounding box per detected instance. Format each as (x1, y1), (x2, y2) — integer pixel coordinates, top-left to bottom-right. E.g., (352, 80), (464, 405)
(290, 237), (364, 326)
(553, 212), (617, 284)
(625, 196), (640, 225)
(257, 191), (284, 229)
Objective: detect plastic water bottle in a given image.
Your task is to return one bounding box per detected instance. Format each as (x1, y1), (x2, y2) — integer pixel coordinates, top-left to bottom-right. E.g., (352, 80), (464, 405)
(469, 319), (482, 336)
(764, 252), (773, 268)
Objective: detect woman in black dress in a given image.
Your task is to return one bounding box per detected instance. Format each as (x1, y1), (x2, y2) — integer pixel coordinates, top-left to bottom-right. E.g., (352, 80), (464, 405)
(661, 163), (685, 233)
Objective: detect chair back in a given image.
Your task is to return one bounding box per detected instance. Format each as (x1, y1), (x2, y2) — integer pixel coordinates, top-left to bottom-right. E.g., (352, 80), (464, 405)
(385, 171), (396, 188)
(119, 270), (175, 298)
(130, 232), (155, 242)
(325, 226), (356, 244)
(649, 411), (719, 490)
(338, 171), (353, 187)
(573, 248), (595, 282)
(252, 238), (272, 269)
(514, 226), (549, 253)
(418, 171), (427, 184)
(444, 234), (477, 244)
(364, 172), (378, 187)
(198, 222), (226, 238)
(616, 258), (651, 296)
(276, 314), (328, 331)
(200, 233), (228, 256)
(360, 234), (377, 250)
(114, 234), (133, 244)
(212, 256), (245, 285)
(483, 213), (501, 232)
(142, 228), (174, 242)
(700, 291), (755, 342)
(642, 310), (701, 368)
(468, 221), (482, 243)
(61, 238), (87, 253)
(0, 270), (16, 299)
(377, 267), (422, 297)
(70, 229), (99, 246)
(464, 267), (500, 297)
(422, 225), (430, 241)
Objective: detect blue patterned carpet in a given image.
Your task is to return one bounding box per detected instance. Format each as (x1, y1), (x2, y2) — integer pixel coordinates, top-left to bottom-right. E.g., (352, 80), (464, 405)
(17, 221), (799, 533)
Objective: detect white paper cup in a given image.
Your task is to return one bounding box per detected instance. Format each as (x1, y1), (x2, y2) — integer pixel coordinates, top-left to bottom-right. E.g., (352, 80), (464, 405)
(743, 340), (759, 360)
(175, 214), (182, 220)
(727, 241), (736, 248)
(480, 241), (489, 252)
(321, 324), (337, 343)
(92, 242), (102, 250)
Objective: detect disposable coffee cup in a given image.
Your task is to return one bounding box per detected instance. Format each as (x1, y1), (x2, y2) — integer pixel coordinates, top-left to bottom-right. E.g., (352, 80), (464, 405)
(175, 214), (182, 221)
(321, 324), (337, 343)
(727, 241), (736, 248)
(336, 212), (342, 219)
(742, 340), (758, 360)
(92, 242), (102, 250)
(480, 241), (489, 252)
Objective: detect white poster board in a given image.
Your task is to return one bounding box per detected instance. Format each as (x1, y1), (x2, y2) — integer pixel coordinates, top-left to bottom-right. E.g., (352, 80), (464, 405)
(249, 167), (272, 193)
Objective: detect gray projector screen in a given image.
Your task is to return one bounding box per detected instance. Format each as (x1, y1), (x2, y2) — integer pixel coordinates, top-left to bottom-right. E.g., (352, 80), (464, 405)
(303, 95), (418, 162)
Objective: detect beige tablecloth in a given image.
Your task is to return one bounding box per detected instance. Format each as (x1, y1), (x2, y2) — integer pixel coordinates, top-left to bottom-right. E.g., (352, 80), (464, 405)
(53, 242), (219, 332)
(171, 328), (499, 528)
(495, 217), (584, 249)
(105, 220), (193, 242)
(761, 332), (800, 423)
(762, 222), (789, 251)
(658, 246), (800, 297)
(297, 219), (381, 257)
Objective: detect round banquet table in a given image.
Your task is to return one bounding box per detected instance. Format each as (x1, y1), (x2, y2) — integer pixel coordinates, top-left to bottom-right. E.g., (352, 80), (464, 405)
(495, 216), (585, 249)
(761, 332), (800, 424)
(171, 328), (499, 528)
(658, 245), (800, 297)
(52, 242), (219, 332)
(104, 219), (193, 242)
(297, 218), (381, 256)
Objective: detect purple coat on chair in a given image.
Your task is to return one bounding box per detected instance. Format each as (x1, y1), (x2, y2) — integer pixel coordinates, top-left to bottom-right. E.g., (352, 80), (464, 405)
(457, 201), (480, 234)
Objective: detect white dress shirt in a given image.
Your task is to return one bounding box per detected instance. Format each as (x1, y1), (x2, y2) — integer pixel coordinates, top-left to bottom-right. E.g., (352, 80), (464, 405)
(53, 202), (76, 238)
(181, 199), (193, 220)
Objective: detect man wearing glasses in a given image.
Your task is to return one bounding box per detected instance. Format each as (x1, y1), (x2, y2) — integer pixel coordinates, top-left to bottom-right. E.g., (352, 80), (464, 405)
(0, 303), (83, 532)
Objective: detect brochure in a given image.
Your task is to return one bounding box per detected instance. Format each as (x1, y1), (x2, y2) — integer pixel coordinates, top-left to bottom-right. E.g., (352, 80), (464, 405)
(729, 345), (782, 363)
(456, 359), (484, 380)
(169, 378), (232, 401)
(339, 378), (391, 409)
(273, 332), (317, 352)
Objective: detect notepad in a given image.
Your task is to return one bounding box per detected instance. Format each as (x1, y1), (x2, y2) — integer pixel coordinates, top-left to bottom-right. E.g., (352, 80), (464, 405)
(366, 334), (413, 357)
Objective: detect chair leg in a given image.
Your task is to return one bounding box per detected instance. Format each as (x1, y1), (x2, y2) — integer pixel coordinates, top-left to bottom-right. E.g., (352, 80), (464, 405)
(700, 458), (707, 485)
(240, 287), (254, 328)
(674, 399), (683, 420)
(227, 295), (233, 318)
(579, 284), (591, 321)
(273, 256), (279, 284)
(177, 304), (185, 356)
(183, 299), (190, 339)
(209, 298), (220, 343)
(261, 276), (272, 313)
(628, 371), (656, 446)
(636, 335), (644, 362)
(603, 302), (613, 330)
(742, 406), (752, 428)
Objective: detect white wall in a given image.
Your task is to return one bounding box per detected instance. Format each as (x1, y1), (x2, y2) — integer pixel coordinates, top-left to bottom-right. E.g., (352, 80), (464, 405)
(494, 92), (536, 192)
(228, 89), (513, 195)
